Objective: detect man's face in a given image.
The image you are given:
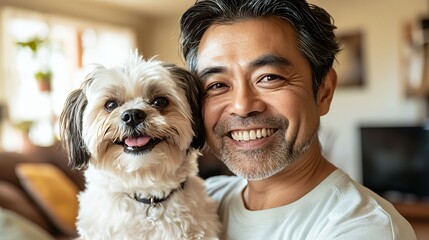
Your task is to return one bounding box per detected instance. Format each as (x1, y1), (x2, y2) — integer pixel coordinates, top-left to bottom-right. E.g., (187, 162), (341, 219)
(196, 18), (333, 180)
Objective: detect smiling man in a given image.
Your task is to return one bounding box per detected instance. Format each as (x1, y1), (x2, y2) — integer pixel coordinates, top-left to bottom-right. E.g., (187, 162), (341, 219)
(179, 0), (416, 239)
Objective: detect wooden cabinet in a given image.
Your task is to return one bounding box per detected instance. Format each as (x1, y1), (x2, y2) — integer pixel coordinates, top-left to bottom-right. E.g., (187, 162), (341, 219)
(394, 202), (429, 239)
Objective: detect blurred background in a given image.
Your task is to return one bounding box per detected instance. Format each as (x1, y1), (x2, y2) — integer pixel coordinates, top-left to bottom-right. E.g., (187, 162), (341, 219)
(0, 0), (428, 239)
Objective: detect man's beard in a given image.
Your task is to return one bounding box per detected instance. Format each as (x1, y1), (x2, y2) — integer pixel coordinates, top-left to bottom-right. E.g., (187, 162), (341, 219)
(212, 115), (318, 181)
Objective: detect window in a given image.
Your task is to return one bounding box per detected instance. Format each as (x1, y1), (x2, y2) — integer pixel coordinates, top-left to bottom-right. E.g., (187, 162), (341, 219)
(0, 7), (137, 151)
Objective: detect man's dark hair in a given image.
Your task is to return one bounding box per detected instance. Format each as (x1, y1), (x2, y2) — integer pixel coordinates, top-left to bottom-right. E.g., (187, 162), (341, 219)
(179, 0), (340, 97)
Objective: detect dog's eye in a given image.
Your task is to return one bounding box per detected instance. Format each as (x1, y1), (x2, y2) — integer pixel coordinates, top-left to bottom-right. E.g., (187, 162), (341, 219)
(104, 100), (119, 112)
(152, 97), (169, 109)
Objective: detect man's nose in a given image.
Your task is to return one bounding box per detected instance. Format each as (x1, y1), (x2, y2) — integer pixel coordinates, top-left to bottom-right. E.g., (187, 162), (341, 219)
(227, 84), (266, 117)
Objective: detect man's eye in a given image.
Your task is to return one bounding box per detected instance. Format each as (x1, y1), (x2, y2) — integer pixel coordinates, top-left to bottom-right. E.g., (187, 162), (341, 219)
(206, 82), (227, 91)
(261, 74), (283, 82)
(152, 97), (169, 109)
(104, 100), (119, 112)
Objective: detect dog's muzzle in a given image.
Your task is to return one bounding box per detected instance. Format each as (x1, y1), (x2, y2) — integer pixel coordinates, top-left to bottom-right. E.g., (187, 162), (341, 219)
(114, 109), (162, 154)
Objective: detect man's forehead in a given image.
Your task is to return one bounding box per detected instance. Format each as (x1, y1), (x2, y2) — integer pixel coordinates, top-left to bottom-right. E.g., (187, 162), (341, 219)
(196, 18), (299, 72)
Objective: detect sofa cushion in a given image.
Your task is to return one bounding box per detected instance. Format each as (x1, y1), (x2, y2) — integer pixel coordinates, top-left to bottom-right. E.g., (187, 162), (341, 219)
(0, 207), (55, 240)
(15, 163), (79, 237)
(0, 180), (52, 233)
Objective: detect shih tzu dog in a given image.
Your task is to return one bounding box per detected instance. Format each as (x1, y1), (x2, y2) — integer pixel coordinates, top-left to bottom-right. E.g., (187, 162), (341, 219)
(59, 52), (220, 240)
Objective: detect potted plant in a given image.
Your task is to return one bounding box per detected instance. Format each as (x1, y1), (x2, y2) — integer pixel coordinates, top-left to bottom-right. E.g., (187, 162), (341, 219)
(34, 70), (52, 92)
(16, 36), (45, 54)
(16, 36), (53, 92)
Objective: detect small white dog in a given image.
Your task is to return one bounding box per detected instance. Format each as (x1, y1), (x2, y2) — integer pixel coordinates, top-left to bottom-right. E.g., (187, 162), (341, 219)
(60, 52), (221, 240)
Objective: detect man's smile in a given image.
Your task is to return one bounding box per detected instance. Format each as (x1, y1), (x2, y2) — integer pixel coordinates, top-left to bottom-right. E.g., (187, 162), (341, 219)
(230, 128), (277, 142)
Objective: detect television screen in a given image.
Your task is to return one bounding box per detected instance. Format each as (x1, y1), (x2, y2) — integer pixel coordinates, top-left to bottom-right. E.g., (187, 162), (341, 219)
(360, 125), (429, 203)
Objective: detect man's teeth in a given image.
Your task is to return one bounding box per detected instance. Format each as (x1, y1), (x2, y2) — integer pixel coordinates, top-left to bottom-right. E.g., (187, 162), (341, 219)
(231, 128), (275, 141)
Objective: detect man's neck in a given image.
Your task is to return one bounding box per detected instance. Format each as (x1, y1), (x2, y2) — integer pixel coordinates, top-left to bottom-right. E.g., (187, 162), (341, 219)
(242, 144), (336, 210)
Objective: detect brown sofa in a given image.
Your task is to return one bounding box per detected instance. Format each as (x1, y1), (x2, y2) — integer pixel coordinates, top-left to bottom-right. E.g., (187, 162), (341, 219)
(0, 143), (84, 239)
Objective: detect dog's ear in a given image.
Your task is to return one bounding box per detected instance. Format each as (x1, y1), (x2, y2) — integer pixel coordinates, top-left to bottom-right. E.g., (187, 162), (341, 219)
(59, 88), (90, 169)
(165, 64), (205, 149)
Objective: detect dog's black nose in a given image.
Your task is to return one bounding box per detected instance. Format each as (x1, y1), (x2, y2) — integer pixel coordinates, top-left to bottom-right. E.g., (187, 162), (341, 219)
(121, 109), (146, 127)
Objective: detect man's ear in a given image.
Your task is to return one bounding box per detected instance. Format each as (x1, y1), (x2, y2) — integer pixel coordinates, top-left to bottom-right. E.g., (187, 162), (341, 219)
(317, 68), (337, 116)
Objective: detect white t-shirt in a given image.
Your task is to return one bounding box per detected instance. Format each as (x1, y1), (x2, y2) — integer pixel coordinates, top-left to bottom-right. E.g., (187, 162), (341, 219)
(205, 169), (416, 240)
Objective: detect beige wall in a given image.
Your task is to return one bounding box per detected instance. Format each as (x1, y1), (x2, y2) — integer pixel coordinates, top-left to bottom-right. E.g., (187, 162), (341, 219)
(140, 15), (184, 65)
(0, 0), (146, 26)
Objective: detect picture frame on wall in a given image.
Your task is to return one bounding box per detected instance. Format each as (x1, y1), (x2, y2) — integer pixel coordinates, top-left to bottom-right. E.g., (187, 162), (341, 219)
(334, 31), (365, 87)
(402, 18), (429, 97)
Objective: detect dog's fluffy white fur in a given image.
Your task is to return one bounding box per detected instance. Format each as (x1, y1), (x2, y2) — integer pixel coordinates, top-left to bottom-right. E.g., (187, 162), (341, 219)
(60, 52), (221, 240)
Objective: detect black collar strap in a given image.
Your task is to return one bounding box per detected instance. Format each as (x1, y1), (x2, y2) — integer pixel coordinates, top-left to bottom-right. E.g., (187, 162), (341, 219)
(133, 181), (186, 205)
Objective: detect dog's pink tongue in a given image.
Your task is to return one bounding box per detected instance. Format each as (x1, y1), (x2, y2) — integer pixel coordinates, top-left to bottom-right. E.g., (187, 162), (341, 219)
(125, 136), (150, 147)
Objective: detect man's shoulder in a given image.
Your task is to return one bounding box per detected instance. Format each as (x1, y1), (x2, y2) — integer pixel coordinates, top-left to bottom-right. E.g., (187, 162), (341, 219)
(324, 169), (405, 219)
(204, 175), (244, 201)
(319, 169), (417, 239)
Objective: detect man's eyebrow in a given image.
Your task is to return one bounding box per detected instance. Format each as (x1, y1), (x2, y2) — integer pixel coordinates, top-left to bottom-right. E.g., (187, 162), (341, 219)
(197, 55), (291, 82)
(197, 66), (226, 81)
(249, 54), (292, 69)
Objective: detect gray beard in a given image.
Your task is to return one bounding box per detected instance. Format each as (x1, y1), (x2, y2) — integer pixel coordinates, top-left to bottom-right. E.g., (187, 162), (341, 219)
(214, 116), (318, 181)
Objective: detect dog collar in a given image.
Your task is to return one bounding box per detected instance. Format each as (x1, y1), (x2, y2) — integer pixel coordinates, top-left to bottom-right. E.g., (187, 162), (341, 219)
(132, 181), (186, 205)
(132, 181), (186, 222)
